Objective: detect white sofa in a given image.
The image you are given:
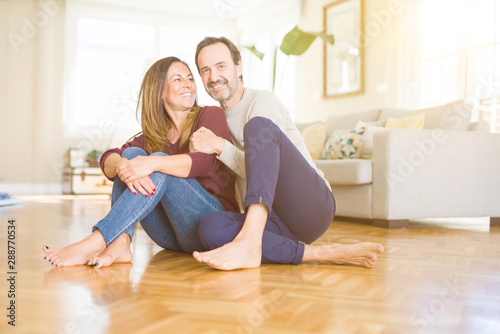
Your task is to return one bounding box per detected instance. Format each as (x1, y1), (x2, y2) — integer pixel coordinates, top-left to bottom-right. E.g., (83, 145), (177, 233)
(298, 100), (500, 228)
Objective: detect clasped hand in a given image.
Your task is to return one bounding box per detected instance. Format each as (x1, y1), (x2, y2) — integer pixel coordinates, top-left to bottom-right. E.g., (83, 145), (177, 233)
(189, 127), (221, 155)
(115, 156), (156, 197)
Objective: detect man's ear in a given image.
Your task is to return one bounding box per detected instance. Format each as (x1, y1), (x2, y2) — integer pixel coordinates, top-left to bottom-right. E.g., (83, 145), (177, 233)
(236, 60), (243, 78)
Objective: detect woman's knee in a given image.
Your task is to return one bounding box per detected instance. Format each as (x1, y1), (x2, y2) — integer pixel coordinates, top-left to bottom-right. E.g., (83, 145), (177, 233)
(150, 151), (168, 157)
(121, 147), (147, 159)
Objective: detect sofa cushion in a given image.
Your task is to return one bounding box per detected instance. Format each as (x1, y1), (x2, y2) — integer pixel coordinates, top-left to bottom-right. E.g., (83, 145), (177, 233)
(325, 109), (382, 136)
(469, 121), (490, 132)
(379, 100), (472, 131)
(385, 113), (425, 129)
(314, 159), (372, 185)
(301, 122), (326, 159)
(320, 128), (364, 160)
(295, 121), (316, 133)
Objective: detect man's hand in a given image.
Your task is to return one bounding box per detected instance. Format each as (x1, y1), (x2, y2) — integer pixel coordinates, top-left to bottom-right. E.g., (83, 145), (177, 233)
(189, 127), (225, 155)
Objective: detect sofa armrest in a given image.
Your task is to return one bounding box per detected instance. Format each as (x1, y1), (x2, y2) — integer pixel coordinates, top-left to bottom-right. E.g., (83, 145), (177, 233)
(372, 129), (500, 220)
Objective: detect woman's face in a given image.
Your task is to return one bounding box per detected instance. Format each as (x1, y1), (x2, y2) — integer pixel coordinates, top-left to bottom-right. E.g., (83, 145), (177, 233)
(162, 62), (197, 113)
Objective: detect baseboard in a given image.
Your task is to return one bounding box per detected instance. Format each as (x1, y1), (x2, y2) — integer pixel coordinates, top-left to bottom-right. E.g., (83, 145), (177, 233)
(333, 216), (373, 225)
(373, 219), (410, 229)
(333, 216), (410, 229)
(0, 183), (62, 195)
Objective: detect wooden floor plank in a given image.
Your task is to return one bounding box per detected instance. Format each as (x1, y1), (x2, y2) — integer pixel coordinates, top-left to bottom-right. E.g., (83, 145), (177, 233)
(0, 196), (499, 334)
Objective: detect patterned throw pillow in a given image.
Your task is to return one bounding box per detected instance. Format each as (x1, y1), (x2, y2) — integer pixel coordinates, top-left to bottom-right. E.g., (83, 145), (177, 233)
(301, 122), (326, 159)
(320, 128), (365, 159)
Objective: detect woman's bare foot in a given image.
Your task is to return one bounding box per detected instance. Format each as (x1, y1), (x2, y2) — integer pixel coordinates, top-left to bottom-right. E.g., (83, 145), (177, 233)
(43, 230), (106, 267)
(89, 233), (133, 269)
(193, 236), (262, 271)
(303, 242), (384, 268)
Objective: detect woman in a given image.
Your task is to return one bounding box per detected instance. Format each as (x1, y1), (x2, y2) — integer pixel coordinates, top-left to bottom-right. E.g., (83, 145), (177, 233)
(43, 57), (238, 268)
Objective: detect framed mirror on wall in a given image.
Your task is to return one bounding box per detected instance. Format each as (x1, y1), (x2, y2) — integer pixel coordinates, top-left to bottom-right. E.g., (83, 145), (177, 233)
(323, 0), (364, 98)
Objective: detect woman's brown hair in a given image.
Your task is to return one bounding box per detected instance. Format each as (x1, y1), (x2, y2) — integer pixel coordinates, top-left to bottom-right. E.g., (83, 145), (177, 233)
(135, 57), (201, 154)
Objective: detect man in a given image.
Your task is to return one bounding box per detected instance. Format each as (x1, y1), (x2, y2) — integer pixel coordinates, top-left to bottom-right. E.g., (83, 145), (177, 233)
(190, 37), (384, 271)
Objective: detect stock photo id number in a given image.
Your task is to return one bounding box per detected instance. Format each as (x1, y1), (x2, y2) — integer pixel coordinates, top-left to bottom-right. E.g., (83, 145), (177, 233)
(6, 219), (17, 327)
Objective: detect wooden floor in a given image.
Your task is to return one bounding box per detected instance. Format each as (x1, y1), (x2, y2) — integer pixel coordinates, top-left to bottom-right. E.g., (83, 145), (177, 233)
(0, 195), (499, 334)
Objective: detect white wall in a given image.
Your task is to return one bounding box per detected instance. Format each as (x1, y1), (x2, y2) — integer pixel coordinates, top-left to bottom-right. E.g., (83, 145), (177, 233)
(297, 0), (403, 122)
(0, 0), (66, 194)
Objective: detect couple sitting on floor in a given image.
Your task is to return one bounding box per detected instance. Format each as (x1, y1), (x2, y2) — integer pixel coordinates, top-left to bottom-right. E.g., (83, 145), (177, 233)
(43, 37), (384, 271)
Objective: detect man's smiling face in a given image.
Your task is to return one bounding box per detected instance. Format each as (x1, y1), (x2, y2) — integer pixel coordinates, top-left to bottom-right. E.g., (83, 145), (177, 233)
(197, 42), (242, 107)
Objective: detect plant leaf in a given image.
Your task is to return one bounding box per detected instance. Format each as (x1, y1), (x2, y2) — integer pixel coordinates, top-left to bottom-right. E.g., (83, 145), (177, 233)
(279, 26), (318, 56)
(317, 31), (335, 45)
(243, 45), (265, 60)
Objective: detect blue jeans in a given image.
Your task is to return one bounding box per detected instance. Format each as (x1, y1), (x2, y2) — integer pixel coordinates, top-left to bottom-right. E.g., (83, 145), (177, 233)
(92, 147), (225, 253)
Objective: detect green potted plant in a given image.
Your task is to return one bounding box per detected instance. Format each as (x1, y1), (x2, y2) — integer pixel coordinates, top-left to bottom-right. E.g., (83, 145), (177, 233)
(245, 26), (334, 91)
(86, 149), (103, 167)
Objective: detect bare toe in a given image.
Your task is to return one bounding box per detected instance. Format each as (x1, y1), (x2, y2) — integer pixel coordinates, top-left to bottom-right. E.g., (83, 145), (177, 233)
(41, 232), (106, 267)
(91, 234), (133, 269)
(42, 245), (50, 254)
(93, 255), (113, 268)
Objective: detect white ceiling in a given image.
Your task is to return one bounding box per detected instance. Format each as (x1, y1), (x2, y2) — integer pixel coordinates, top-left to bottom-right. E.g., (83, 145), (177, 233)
(75, 0), (281, 19)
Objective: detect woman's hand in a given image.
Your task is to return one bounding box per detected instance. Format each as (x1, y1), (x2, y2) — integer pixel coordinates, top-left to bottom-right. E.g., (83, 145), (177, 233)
(116, 156), (156, 196)
(126, 176), (156, 197)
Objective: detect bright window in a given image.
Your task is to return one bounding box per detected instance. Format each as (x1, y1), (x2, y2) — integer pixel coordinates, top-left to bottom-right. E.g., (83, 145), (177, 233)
(159, 26), (217, 107)
(65, 13), (227, 141)
(65, 2), (300, 146)
(416, 0), (500, 131)
(70, 18), (155, 134)
(241, 23), (298, 120)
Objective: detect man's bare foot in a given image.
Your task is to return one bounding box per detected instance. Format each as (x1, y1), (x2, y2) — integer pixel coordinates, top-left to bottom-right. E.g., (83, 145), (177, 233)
(43, 230), (106, 267)
(303, 242), (384, 268)
(89, 233), (133, 269)
(193, 236), (262, 271)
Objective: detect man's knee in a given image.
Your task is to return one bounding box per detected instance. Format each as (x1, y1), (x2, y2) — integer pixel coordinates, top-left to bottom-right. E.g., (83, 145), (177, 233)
(198, 213), (221, 249)
(244, 116), (273, 136)
(198, 212), (239, 250)
(121, 147), (147, 159)
(244, 116), (280, 146)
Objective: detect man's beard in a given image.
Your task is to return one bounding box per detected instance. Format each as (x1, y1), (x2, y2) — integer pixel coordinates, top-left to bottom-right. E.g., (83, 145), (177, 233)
(208, 74), (239, 104)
